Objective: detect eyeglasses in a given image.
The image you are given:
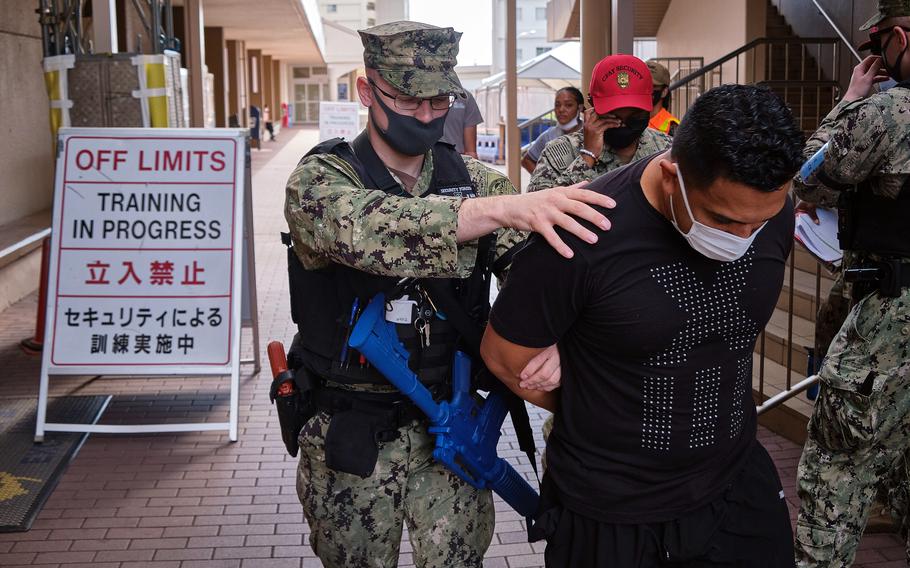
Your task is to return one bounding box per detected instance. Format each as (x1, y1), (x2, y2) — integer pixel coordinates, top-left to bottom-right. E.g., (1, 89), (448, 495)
(868, 26), (910, 55)
(368, 78), (455, 111)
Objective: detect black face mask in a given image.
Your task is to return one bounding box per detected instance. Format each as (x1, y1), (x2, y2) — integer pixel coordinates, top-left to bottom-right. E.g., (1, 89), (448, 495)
(370, 90), (447, 156)
(881, 31), (909, 82)
(603, 116), (649, 150)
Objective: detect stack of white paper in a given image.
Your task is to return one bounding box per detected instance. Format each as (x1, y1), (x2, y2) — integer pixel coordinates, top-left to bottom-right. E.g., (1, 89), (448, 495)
(794, 207), (842, 269)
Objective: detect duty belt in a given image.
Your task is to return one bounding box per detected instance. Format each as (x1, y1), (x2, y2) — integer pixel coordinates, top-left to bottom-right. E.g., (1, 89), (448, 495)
(844, 258), (910, 297)
(312, 387), (429, 435)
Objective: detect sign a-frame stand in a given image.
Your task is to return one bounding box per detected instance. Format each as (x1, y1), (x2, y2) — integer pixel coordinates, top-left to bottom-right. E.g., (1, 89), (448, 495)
(35, 128), (260, 443)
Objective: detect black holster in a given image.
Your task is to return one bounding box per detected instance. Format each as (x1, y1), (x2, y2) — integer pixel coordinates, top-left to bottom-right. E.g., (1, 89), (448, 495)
(314, 389), (426, 478)
(271, 342), (317, 458)
(273, 389), (309, 458)
(845, 258), (910, 299)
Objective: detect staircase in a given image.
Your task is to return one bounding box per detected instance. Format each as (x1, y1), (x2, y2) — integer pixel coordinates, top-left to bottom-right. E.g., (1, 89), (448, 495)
(763, 2), (840, 133)
(750, 3), (843, 443)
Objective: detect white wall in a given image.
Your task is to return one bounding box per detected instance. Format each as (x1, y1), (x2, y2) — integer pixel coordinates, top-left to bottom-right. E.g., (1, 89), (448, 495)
(656, 0), (765, 84)
(375, 0), (408, 24)
(0, 1), (54, 227)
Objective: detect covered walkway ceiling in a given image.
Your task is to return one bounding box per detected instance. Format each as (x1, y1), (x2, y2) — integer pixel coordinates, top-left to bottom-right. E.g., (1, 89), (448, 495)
(550, 0), (673, 40)
(178, 0), (325, 63)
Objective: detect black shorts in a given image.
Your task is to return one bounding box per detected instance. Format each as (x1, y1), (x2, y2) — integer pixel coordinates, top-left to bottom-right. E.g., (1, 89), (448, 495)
(530, 442), (795, 568)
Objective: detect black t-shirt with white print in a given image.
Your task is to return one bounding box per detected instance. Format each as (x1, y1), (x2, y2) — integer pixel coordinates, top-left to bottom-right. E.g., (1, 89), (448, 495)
(490, 155), (793, 524)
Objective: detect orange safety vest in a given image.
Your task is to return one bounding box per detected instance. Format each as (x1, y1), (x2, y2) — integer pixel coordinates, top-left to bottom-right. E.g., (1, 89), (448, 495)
(649, 107), (680, 135)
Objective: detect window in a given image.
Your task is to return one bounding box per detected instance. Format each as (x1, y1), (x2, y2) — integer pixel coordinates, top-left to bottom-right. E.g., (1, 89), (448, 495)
(367, 17), (376, 26)
(366, 2), (375, 10)
(311, 66), (328, 76)
(536, 7), (546, 20)
(516, 7), (523, 20)
(516, 48), (523, 61)
(325, 4), (337, 12)
(293, 67), (310, 79)
(536, 46), (550, 56)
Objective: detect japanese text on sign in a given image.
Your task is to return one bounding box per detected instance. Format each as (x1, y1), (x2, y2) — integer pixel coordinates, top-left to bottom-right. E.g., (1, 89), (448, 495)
(48, 135), (240, 367)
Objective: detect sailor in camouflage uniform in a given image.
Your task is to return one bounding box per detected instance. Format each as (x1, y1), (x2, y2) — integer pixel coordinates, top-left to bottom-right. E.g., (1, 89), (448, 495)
(793, 2), (910, 565)
(283, 21), (614, 568)
(527, 54), (671, 192)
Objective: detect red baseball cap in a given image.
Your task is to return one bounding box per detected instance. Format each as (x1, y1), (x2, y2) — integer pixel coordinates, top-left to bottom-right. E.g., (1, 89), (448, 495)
(588, 54), (653, 115)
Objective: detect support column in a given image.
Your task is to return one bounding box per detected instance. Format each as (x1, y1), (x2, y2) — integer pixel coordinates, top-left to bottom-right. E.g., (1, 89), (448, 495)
(247, 49), (263, 109)
(92, 0), (118, 53)
(272, 59), (282, 114)
(184, 0), (206, 127)
(328, 67), (340, 101)
(204, 26), (227, 126)
(262, 55), (273, 117)
(278, 62), (289, 124)
(505, 0), (520, 190)
(611, 0), (634, 55)
(226, 39), (247, 127)
(581, 0), (611, 99)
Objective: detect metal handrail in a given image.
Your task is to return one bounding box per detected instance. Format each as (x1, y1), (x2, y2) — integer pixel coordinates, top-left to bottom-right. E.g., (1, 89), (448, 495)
(756, 375), (820, 416)
(757, 79), (842, 100)
(809, 0), (862, 63)
(0, 228), (51, 262)
(669, 36), (839, 92)
(518, 109), (556, 130)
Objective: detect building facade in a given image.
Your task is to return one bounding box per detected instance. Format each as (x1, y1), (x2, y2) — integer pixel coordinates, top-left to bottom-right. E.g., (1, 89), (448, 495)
(291, 0), (407, 124)
(492, 0), (563, 74)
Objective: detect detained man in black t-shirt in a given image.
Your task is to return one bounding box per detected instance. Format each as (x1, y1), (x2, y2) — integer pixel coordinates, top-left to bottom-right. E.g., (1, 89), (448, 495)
(480, 85), (805, 568)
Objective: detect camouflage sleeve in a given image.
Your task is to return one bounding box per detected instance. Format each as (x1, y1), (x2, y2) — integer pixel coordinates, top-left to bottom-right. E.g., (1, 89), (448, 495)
(284, 153), (477, 278)
(526, 147), (564, 192)
(527, 137), (594, 192)
(793, 99), (857, 207)
(463, 157), (525, 282)
(559, 156), (601, 186)
(823, 96), (894, 184)
(639, 129), (672, 156)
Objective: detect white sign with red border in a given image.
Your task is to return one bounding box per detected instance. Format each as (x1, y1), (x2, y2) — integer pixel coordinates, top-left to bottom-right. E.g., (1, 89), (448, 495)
(37, 127), (251, 441)
(318, 101), (360, 142)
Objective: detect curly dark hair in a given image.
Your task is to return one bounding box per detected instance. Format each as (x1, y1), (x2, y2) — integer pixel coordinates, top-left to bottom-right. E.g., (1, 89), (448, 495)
(671, 84), (804, 192)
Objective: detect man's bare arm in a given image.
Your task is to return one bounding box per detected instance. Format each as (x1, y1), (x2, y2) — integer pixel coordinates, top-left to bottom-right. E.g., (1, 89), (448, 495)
(480, 324), (558, 412)
(458, 185), (614, 259)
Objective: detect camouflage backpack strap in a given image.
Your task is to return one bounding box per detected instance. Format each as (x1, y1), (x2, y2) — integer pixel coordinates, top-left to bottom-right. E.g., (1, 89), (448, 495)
(300, 135), (376, 191)
(302, 137), (349, 162)
(350, 131), (407, 196)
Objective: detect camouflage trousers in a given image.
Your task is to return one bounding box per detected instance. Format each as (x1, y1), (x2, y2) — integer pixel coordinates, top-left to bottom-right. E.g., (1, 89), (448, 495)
(796, 288), (910, 567)
(814, 271), (850, 357)
(296, 411), (495, 568)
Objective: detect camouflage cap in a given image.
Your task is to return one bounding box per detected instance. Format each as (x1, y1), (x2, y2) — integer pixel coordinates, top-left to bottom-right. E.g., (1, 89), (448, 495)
(646, 60), (671, 87)
(860, 0), (910, 31)
(359, 21), (466, 98)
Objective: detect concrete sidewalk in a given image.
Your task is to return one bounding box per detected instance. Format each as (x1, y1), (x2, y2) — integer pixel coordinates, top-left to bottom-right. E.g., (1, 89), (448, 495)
(0, 127), (902, 568)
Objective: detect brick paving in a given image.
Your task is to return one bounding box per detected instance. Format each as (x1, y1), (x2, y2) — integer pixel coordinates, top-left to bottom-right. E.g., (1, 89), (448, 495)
(0, 127), (903, 567)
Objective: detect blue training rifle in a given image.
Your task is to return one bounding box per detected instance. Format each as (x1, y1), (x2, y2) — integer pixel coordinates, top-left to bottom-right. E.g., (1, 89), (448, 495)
(348, 293), (540, 519)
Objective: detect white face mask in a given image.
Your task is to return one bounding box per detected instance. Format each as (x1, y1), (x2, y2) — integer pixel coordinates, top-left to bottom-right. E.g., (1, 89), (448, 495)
(670, 166), (766, 262)
(558, 115), (579, 131)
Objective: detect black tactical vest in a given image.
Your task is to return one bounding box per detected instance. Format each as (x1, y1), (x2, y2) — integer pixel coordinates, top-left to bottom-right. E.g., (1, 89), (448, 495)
(840, 183), (910, 257)
(286, 132), (495, 389)
(837, 83), (910, 258)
